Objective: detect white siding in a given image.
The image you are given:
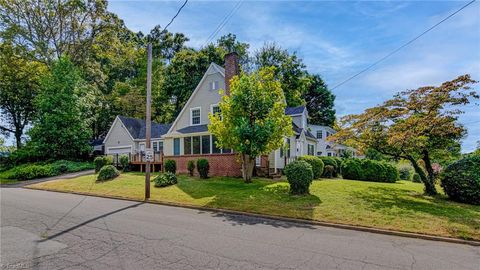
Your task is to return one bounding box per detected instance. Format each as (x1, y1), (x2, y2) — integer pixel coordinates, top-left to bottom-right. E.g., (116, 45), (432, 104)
(104, 119), (135, 154)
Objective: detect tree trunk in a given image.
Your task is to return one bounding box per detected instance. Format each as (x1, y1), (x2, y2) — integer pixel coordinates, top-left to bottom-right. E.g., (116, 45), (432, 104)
(407, 155), (437, 196)
(241, 153), (255, 183)
(14, 128), (22, 149)
(421, 150), (438, 195)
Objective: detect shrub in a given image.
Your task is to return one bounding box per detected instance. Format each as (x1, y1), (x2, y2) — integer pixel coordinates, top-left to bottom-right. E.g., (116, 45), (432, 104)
(284, 160), (313, 195)
(0, 160), (93, 180)
(187, 160), (195, 176)
(164, 159), (176, 174)
(298, 155), (324, 179)
(196, 159), (210, 179)
(319, 157), (338, 177)
(412, 173), (422, 183)
(119, 155), (129, 171)
(154, 172), (177, 187)
(332, 157), (343, 175)
(399, 167), (411, 180)
(341, 159), (363, 180)
(94, 156), (106, 173)
(323, 165), (335, 178)
(441, 155), (480, 205)
(97, 165), (120, 181)
(341, 158), (398, 183)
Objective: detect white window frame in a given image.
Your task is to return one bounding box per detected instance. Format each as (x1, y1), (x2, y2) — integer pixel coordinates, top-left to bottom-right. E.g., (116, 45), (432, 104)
(210, 103), (221, 119)
(190, 107), (201, 126)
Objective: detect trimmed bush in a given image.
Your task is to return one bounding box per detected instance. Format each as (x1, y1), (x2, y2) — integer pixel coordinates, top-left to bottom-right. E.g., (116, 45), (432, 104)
(284, 160), (313, 195)
(298, 155), (324, 179)
(412, 173), (422, 183)
(399, 167), (411, 180)
(323, 165), (335, 178)
(332, 157), (343, 175)
(154, 172), (177, 187)
(187, 160), (195, 176)
(119, 155), (129, 171)
(341, 158), (398, 183)
(164, 159), (176, 174)
(97, 165), (120, 181)
(94, 156), (106, 173)
(319, 157), (338, 177)
(94, 156), (113, 173)
(341, 159), (363, 180)
(441, 155), (480, 205)
(196, 159), (209, 179)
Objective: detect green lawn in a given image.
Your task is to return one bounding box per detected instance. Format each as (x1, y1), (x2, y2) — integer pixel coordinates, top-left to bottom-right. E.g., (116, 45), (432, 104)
(0, 178), (19, 185)
(28, 173), (480, 240)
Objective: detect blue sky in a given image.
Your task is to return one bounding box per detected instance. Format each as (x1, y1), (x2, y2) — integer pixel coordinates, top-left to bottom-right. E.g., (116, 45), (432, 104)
(106, 1), (478, 152)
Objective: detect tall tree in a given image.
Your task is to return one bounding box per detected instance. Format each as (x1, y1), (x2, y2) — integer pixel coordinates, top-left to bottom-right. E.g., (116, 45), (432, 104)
(304, 74), (335, 126)
(0, 41), (46, 148)
(209, 67), (292, 183)
(147, 25), (189, 61)
(28, 57), (91, 159)
(254, 43), (308, 107)
(332, 75), (478, 195)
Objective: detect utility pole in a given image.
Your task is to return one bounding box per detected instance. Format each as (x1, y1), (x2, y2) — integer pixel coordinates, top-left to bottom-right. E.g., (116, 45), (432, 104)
(145, 43), (152, 200)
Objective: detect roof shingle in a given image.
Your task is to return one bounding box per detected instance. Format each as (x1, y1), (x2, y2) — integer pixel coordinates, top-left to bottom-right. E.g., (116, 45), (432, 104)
(118, 116), (171, 139)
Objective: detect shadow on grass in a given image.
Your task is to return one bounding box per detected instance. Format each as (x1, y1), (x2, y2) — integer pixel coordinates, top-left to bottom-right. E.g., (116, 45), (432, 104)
(176, 176), (321, 228)
(351, 186), (480, 231)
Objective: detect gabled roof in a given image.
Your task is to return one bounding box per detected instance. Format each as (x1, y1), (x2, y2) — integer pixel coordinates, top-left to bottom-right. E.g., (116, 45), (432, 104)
(285, 105), (305, 116)
(167, 62), (225, 134)
(118, 116), (171, 139)
(292, 122), (316, 140)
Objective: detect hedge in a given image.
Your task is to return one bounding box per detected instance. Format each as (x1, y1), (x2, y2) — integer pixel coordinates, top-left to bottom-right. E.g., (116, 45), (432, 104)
(298, 155), (324, 179)
(196, 159), (209, 179)
(164, 160), (176, 174)
(441, 155), (480, 205)
(0, 160), (94, 180)
(341, 158), (398, 183)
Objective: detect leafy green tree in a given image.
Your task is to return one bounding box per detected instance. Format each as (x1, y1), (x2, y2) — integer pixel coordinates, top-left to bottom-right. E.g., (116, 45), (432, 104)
(0, 41), (46, 148)
(304, 74), (336, 126)
(28, 57), (92, 159)
(332, 75), (478, 195)
(209, 67), (292, 183)
(254, 43), (308, 107)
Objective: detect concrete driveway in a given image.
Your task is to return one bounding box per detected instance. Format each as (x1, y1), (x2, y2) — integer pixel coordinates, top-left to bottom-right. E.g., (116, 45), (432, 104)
(1, 187), (479, 269)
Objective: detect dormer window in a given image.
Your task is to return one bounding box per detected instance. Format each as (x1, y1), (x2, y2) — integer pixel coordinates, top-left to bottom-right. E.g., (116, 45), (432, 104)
(191, 107), (201, 125)
(209, 81), (219, 91)
(316, 131), (323, 139)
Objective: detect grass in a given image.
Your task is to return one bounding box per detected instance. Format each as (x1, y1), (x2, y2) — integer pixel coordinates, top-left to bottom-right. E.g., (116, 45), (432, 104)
(28, 173), (480, 240)
(0, 178), (19, 184)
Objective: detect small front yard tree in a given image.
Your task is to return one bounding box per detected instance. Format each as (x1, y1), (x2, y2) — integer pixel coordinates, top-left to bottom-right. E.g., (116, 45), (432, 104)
(209, 67), (292, 183)
(331, 75), (478, 195)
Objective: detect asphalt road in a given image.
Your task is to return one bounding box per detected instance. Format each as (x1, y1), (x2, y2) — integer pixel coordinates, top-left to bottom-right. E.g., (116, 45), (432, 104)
(1, 188), (479, 270)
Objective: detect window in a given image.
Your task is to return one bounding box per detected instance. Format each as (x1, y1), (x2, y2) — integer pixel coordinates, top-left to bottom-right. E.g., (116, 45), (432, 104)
(192, 136), (201, 154)
(317, 151), (322, 156)
(158, 141), (163, 152)
(316, 131), (323, 139)
(202, 136), (210, 154)
(211, 104), (221, 117)
(209, 81), (219, 91)
(212, 135), (221, 153)
(173, 138), (180, 156)
(308, 144), (315, 156)
(183, 137), (191, 155)
(223, 148), (232, 153)
(327, 152), (332, 157)
(326, 132), (330, 137)
(191, 108), (201, 125)
(153, 142), (158, 152)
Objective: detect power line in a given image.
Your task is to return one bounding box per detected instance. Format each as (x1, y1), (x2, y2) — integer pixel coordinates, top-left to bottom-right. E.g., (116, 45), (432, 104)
(330, 0), (477, 90)
(163, 0), (188, 32)
(203, 0), (244, 46)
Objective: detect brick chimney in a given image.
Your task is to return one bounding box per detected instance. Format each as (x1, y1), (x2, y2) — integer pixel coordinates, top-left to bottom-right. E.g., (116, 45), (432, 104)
(224, 52), (239, 95)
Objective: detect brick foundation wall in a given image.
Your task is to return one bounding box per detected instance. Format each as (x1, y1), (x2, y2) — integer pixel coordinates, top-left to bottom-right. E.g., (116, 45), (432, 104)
(164, 153), (242, 177)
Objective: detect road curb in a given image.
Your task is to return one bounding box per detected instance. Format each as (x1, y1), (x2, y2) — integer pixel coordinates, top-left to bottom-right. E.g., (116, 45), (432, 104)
(24, 186), (480, 247)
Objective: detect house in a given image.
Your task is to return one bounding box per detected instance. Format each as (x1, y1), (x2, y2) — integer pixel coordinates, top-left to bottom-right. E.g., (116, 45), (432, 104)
(309, 125), (359, 157)
(103, 52), (355, 176)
